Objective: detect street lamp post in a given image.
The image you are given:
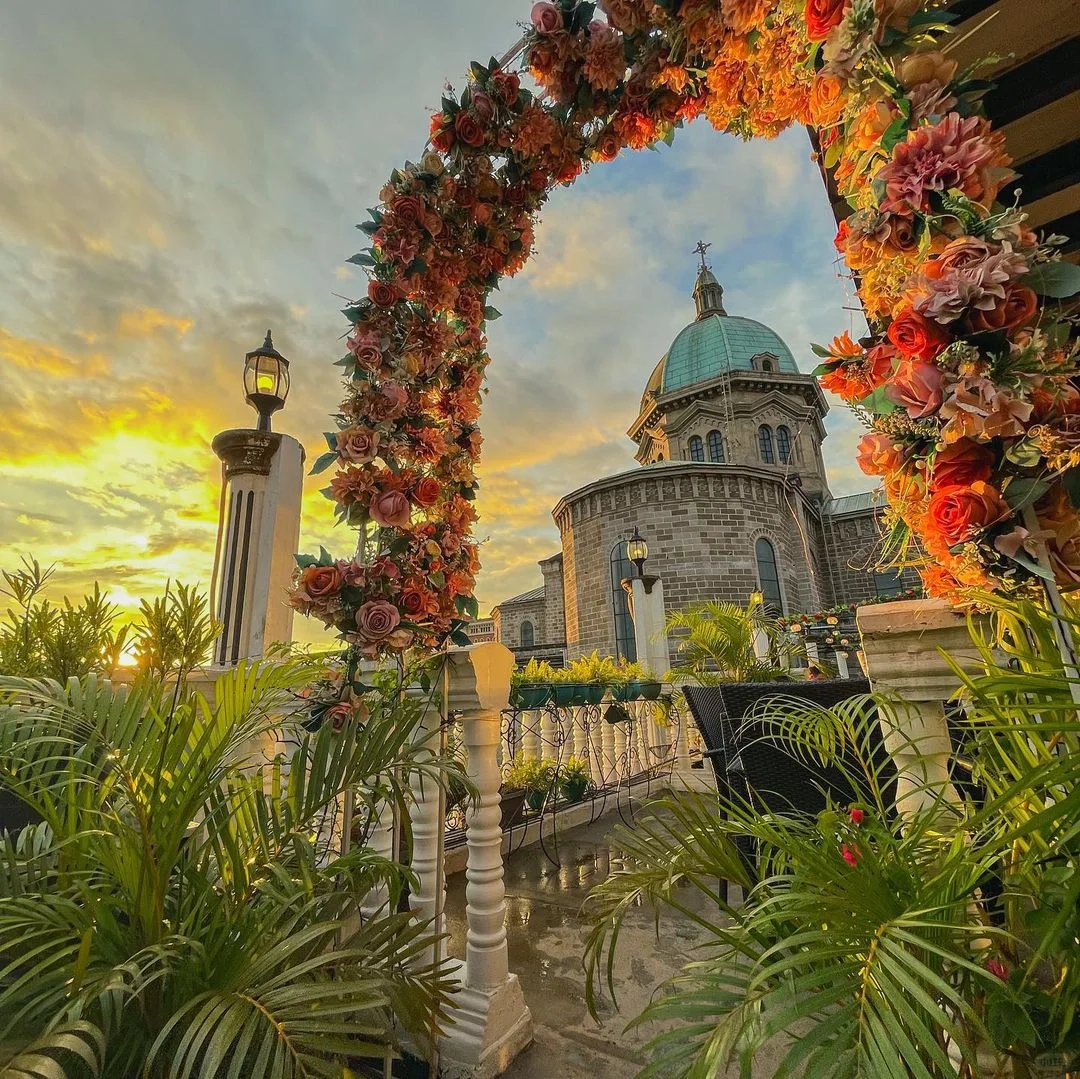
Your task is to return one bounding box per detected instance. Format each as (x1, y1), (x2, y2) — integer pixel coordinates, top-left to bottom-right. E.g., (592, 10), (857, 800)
(209, 330), (305, 665)
(243, 330), (291, 433)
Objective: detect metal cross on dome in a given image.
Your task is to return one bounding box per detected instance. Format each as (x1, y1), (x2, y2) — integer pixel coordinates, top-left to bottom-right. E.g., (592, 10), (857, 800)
(694, 240), (712, 270)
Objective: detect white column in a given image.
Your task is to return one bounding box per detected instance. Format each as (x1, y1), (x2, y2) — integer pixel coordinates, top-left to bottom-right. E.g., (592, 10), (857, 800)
(211, 430), (304, 665)
(406, 685), (445, 969)
(571, 706), (589, 762)
(858, 599), (970, 817)
(835, 650), (850, 680)
(629, 576), (670, 678)
(586, 709), (606, 788)
(443, 645), (533, 1078)
(600, 713), (617, 786)
(359, 800), (396, 920)
(611, 715), (629, 783)
(539, 708), (557, 763)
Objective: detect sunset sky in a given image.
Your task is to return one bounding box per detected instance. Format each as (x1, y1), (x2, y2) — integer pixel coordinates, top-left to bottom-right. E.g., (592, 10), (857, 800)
(0, 1), (874, 645)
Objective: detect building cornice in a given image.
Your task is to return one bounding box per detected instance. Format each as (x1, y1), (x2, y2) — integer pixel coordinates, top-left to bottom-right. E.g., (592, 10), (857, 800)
(628, 369), (829, 445)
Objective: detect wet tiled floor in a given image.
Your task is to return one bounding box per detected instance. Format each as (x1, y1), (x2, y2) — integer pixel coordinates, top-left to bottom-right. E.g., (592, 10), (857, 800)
(444, 812), (780, 1078)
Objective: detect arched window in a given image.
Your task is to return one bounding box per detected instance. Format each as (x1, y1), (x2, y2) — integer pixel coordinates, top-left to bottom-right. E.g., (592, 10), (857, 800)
(755, 538), (784, 615)
(688, 435), (704, 462)
(760, 357), (773, 372)
(758, 425), (775, 464)
(657, 453), (664, 461)
(776, 425), (792, 464)
(707, 429), (725, 463)
(520, 620), (534, 648)
(609, 542), (637, 663)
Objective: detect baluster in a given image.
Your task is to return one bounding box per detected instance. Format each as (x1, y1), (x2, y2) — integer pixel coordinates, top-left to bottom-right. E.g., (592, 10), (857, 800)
(600, 711), (617, 786)
(572, 705), (589, 762)
(443, 645), (534, 1074)
(405, 684), (445, 969)
(586, 708), (605, 787)
(523, 709), (542, 763)
(539, 706), (557, 764)
(359, 798), (396, 920)
(611, 712), (629, 784)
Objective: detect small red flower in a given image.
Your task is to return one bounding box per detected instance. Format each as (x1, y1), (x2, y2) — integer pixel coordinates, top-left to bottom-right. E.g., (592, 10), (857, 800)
(841, 844), (861, 867)
(986, 958), (1009, 982)
(849, 807), (865, 825)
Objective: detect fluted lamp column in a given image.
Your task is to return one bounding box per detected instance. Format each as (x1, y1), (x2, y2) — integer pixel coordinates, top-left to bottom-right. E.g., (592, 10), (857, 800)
(210, 330), (305, 665)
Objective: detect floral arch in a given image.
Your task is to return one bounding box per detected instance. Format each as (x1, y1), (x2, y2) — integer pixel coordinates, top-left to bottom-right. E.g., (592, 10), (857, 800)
(289, 0), (1080, 659)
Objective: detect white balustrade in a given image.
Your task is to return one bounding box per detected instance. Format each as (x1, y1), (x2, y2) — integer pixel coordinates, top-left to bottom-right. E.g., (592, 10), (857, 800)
(611, 713), (629, 784)
(539, 707), (557, 763)
(522, 709), (541, 763)
(600, 713), (617, 785)
(442, 644), (534, 1078)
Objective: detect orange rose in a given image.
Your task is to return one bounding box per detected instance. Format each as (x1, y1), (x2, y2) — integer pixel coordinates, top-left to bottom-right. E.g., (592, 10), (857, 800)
(857, 432), (905, 477)
(337, 427), (380, 464)
(927, 481), (1010, 547)
(299, 564), (343, 600)
(805, 0), (847, 39)
(429, 113), (455, 153)
(929, 439), (994, 491)
(412, 476), (442, 508)
(809, 74), (846, 127)
(897, 50), (958, 89)
(887, 307), (951, 361)
(887, 359), (944, 418)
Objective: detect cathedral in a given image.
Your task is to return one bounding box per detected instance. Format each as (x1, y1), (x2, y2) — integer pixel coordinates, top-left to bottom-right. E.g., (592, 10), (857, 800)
(492, 252), (916, 666)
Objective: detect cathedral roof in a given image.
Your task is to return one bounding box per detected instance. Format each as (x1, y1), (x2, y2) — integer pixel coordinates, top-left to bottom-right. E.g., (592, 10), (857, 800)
(641, 259), (800, 403)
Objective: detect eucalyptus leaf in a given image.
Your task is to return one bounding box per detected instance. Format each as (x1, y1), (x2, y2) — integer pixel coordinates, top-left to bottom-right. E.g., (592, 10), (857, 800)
(1023, 261), (1080, 299)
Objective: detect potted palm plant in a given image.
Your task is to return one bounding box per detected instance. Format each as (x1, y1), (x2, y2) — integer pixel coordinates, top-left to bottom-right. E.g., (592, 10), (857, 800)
(503, 754), (555, 813)
(559, 757), (591, 804)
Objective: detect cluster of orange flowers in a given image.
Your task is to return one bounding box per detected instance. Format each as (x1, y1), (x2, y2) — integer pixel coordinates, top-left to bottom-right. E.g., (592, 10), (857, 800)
(289, 0), (1078, 656)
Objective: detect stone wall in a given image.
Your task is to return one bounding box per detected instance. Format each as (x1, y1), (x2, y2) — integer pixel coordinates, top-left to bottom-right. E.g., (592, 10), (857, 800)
(824, 507), (921, 605)
(554, 463), (832, 660)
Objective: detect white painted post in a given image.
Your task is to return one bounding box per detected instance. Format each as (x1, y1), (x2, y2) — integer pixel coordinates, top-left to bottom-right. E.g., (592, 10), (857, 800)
(210, 430), (305, 665)
(629, 576), (671, 679)
(835, 650), (851, 680)
(443, 644), (533, 1078)
(405, 684), (445, 969)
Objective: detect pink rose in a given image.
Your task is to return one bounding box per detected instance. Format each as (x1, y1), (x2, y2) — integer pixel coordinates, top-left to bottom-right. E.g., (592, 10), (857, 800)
(369, 488), (412, 529)
(336, 426), (380, 464)
(355, 600), (401, 642)
(471, 90), (496, 124)
(887, 360), (944, 418)
(348, 330), (383, 370)
(376, 382), (409, 420)
(531, 2), (563, 33)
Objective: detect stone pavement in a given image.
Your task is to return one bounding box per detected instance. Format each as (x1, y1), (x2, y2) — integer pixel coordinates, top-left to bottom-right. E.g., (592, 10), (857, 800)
(444, 812), (785, 1079)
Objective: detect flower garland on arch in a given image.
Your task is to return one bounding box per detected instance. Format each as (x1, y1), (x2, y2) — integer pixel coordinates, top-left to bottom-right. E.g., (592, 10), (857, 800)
(289, 0), (1080, 658)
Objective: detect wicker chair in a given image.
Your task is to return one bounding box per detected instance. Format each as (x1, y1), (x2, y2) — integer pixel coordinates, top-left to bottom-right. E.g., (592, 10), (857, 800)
(683, 680), (894, 891)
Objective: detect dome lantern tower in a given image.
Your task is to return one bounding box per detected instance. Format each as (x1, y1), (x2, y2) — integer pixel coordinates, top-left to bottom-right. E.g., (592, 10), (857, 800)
(692, 240), (726, 320)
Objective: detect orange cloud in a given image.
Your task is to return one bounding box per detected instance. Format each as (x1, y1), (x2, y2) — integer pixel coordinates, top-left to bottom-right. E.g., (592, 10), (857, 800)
(115, 308), (193, 338)
(0, 327), (110, 378)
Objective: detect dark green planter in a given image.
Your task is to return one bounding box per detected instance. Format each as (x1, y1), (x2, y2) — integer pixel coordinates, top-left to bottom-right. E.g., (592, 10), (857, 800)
(553, 683), (588, 707)
(609, 683), (638, 702)
(632, 680), (663, 701)
(500, 787), (526, 830)
(581, 684), (605, 705)
(525, 788), (547, 812)
(561, 777), (589, 804)
(513, 683), (551, 709)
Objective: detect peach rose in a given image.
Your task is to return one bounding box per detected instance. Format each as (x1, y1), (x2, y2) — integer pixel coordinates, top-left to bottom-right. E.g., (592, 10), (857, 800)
(965, 285), (1039, 335)
(531, 2), (563, 33)
(897, 50), (957, 88)
(809, 74), (846, 126)
(391, 195), (425, 229)
(929, 438), (994, 491)
(412, 476), (442, 508)
(299, 564), (343, 600)
(887, 359), (944, 418)
(337, 427), (380, 464)
(857, 432), (905, 477)
(370, 382), (409, 421)
(369, 489), (412, 529)
(593, 127), (622, 162)
(927, 481), (1010, 546)
(355, 600), (401, 642)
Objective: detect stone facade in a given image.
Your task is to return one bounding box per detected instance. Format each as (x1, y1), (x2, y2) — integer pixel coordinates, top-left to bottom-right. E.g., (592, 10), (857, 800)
(490, 259), (918, 665)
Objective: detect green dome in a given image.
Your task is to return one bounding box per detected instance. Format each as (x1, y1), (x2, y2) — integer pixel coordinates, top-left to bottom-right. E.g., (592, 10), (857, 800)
(659, 313), (799, 394)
